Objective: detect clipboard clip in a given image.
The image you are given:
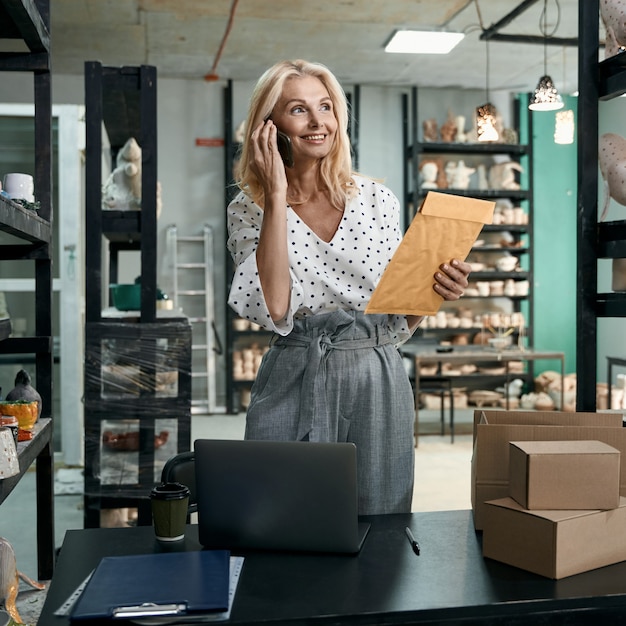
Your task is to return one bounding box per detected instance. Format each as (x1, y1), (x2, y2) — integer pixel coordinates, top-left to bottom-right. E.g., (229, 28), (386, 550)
(113, 603), (187, 619)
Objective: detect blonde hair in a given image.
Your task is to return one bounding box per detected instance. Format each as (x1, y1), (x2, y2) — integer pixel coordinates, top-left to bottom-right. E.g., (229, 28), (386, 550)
(235, 60), (356, 209)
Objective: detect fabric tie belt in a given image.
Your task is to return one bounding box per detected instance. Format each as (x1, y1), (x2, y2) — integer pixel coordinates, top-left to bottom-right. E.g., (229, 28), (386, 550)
(273, 310), (392, 441)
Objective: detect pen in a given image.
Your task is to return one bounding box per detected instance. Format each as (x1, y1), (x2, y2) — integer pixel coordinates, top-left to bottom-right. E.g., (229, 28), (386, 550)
(405, 526), (420, 556)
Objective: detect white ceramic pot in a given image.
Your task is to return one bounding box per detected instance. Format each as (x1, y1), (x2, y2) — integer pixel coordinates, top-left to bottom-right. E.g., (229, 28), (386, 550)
(476, 281), (490, 297)
(0, 428), (19, 478)
(495, 256), (518, 272)
(2, 173), (34, 202)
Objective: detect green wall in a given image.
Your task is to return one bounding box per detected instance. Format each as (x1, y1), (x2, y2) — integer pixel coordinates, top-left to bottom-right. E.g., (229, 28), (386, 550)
(528, 95), (578, 375)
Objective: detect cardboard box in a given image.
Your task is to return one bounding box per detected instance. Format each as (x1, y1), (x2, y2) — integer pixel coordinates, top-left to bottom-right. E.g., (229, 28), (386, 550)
(482, 496), (626, 579)
(472, 410), (625, 529)
(509, 440), (621, 510)
(472, 410), (622, 444)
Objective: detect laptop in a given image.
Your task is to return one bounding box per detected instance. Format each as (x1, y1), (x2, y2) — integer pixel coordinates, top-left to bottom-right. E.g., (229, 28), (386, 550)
(194, 439), (370, 554)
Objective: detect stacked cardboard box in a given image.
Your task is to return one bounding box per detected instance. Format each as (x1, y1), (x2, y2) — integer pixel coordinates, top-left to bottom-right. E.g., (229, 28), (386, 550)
(473, 411), (626, 579)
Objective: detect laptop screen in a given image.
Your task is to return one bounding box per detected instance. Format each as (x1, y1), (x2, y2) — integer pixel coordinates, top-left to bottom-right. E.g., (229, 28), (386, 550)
(194, 439), (369, 554)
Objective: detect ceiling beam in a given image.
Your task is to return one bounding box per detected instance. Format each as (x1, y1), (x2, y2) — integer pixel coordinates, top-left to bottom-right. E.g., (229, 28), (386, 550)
(485, 33), (578, 46)
(479, 0), (577, 47)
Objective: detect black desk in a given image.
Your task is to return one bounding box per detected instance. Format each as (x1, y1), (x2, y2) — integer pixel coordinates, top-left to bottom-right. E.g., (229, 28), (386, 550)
(40, 511), (626, 625)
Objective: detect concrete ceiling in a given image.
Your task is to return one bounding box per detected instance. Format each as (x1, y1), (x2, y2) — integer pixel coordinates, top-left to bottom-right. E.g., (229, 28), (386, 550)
(49, 0), (588, 95)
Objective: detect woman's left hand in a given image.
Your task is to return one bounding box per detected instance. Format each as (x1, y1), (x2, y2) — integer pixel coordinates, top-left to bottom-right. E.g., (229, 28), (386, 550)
(433, 259), (471, 301)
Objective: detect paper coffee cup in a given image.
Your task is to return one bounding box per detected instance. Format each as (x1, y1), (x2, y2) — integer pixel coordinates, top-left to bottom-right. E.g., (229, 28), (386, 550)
(150, 482), (190, 542)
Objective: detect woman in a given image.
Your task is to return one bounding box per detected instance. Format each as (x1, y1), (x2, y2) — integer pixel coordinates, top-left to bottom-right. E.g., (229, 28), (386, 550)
(227, 60), (471, 515)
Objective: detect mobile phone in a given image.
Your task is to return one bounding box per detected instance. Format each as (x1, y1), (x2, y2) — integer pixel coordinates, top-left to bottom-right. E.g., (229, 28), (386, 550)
(276, 131), (294, 168)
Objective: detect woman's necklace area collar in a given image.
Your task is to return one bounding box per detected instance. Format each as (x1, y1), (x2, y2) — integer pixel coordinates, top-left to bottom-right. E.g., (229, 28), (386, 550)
(286, 189), (344, 213)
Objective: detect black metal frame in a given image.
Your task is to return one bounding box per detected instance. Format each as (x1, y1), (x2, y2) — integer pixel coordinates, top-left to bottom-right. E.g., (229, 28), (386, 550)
(479, 0), (577, 47)
(83, 61), (192, 527)
(0, 0), (55, 580)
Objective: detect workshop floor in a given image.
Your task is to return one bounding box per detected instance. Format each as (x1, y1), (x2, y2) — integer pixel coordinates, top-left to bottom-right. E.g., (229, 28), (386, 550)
(0, 409), (474, 624)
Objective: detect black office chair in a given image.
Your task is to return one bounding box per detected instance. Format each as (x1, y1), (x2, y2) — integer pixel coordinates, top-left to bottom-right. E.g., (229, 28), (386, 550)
(418, 376), (455, 443)
(160, 451), (197, 518)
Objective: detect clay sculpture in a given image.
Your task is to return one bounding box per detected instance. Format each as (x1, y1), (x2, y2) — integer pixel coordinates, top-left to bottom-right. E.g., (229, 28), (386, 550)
(0, 536), (45, 624)
(600, 0), (626, 58)
(599, 132), (626, 221)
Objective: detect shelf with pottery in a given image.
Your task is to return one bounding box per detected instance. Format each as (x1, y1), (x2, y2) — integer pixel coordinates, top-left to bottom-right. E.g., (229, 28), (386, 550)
(0, 194), (51, 242)
(402, 84), (535, 404)
(0, 317), (11, 340)
(229, 318), (270, 407)
(419, 308), (527, 344)
(401, 344), (565, 415)
(0, 0), (54, 581)
(596, 218), (626, 316)
(0, 418), (51, 501)
(84, 61), (192, 529)
(598, 47), (626, 99)
(576, 1), (626, 410)
(415, 141), (527, 156)
(415, 188), (529, 204)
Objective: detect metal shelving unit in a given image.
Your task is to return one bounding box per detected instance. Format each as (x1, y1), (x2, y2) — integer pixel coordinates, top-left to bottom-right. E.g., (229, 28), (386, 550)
(83, 61), (192, 527)
(402, 86), (535, 397)
(0, 0), (55, 580)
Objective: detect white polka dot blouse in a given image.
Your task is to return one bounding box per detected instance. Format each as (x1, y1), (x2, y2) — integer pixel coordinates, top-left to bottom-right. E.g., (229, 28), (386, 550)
(227, 175), (411, 342)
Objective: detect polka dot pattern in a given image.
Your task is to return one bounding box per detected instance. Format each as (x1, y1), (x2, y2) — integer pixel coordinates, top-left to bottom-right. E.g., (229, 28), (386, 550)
(227, 175), (410, 340)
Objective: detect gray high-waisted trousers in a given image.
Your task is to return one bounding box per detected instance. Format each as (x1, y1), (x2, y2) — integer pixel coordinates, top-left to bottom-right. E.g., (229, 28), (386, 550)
(245, 309), (415, 515)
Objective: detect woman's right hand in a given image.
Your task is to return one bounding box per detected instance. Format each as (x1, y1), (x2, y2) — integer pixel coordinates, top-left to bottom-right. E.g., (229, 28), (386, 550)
(249, 120), (288, 199)
(250, 120), (292, 322)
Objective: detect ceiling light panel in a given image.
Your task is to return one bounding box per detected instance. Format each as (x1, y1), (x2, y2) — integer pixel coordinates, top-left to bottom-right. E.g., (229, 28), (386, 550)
(384, 30), (465, 55)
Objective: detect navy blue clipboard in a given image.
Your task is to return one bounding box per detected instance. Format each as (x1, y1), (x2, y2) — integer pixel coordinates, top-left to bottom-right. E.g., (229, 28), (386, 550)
(70, 550), (230, 621)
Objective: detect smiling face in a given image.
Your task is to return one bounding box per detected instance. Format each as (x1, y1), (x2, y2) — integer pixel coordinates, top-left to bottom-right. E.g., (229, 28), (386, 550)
(271, 75), (338, 165)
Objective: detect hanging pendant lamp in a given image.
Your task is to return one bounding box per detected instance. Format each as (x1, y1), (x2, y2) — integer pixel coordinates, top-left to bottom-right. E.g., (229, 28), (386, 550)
(529, 0), (564, 111)
(476, 102), (499, 142)
(476, 38), (499, 142)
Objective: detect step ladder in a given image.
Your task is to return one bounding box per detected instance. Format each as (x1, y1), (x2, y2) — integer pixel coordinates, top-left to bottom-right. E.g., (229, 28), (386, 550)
(166, 224), (218, 414)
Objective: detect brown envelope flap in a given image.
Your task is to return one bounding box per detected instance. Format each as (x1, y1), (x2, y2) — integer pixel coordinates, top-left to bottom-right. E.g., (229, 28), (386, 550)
(420, 191), (495, 224)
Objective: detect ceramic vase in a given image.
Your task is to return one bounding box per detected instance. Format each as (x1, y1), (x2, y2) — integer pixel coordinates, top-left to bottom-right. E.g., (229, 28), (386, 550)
(599, 133), (626, 221)
(600, 0), (626, 58)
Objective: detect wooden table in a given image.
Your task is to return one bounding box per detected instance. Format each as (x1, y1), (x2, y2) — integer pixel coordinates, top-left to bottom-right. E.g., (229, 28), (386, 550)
(400, 345), (566, 444)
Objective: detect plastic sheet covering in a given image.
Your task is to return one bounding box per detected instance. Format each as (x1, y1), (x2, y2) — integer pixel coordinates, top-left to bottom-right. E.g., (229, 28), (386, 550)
(84, 320), (192, 486)
(99, 417), (180, 484)
(84, 321), (191, 412)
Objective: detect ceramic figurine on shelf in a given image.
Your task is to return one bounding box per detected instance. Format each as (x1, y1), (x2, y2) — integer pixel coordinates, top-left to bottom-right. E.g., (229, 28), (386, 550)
(600, 0), (626, 58)
(488, 161), (523, 190)
(419, 161), (439, 189)
(448, 160), (475, 189)
(102, 137), (163, 217)
(421, 157), (447, 189)
(5, 370), (42, 418)
(500, 127), (518, 144)
(455, 115), (467, 143)
(422, 118), (438, 142)
(440, 111), (457, 143)
(476, 164), (488, 190)
(0, 536), (46, 624)
(599, 133), (626, 221)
